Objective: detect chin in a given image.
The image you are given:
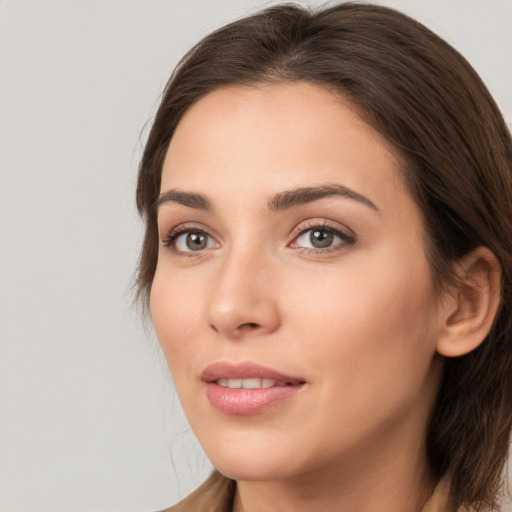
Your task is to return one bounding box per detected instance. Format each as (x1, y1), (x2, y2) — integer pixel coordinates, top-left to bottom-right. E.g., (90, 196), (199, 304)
(201, 436), (304, 482)
(213, 457), (297, 482)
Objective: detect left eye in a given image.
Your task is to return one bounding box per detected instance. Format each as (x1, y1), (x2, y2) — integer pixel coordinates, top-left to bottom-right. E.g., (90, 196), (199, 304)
(173, 230), (217, 252)
(292, 228), (346, 250)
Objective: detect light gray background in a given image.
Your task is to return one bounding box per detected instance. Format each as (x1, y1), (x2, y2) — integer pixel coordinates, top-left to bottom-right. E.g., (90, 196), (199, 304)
(1, 1), (511, 511)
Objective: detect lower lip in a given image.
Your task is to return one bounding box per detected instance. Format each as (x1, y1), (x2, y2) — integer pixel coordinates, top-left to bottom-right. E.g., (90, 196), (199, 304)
(205, 382), (304, 415)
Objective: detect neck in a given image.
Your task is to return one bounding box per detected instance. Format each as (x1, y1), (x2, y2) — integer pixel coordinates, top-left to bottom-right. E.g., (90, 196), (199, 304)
(232, 414), (436, 512)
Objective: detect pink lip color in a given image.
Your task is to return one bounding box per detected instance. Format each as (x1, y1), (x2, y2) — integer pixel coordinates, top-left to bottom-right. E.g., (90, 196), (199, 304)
(201, 362), (306, 415)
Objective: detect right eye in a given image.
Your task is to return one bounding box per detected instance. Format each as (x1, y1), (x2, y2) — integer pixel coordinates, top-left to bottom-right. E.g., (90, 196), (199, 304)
(164, 228), (219, 254)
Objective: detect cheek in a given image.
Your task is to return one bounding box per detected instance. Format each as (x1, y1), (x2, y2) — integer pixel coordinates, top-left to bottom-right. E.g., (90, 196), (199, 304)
(282, 251), (438, 403)
(277, 268), (438, 464)
(150, 269), (204, 377)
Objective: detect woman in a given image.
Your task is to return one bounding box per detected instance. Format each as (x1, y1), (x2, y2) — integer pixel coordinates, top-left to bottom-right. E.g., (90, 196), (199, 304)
(136, 3), (512, 511)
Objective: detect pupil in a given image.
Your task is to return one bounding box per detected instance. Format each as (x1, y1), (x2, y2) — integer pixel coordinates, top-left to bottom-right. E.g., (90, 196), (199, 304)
(311, 230), (333, 248)
(187, 232), (206, 250)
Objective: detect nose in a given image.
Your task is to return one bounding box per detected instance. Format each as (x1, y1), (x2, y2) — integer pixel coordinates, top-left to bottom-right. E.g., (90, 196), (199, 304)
(206, 248), (281, 339)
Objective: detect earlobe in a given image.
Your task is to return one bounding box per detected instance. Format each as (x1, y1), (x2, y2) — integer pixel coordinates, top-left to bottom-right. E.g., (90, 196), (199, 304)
(436, 247), (502, 358)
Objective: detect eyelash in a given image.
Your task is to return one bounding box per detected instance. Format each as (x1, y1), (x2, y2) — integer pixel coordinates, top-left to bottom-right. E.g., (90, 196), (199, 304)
(161, 223), (214, 258)
(290, 220), (356, 255)
(161, 220), (356, 257)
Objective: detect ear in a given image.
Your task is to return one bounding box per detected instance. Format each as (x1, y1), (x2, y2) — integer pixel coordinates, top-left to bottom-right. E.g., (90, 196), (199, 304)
(437, 246), (501, 358)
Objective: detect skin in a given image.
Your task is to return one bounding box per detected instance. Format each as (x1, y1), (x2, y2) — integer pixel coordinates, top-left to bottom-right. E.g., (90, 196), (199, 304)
(150, 82), (450, 512)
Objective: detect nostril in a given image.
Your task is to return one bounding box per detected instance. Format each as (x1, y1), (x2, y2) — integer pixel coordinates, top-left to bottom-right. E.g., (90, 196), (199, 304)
(242, 322), (260, 330)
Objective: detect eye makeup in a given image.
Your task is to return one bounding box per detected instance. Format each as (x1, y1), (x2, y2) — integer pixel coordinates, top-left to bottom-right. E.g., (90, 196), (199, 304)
(159, 217), (357, 260)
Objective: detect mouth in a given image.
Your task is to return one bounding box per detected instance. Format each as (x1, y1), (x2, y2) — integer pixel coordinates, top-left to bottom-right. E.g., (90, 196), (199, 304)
(214, 378), (295, 389)
(201, 362), (306, 415)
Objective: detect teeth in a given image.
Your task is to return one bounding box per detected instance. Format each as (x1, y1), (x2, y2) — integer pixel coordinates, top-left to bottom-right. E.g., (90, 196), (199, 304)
(262, 379), (275, 388)
(227, 378), (242, 388)
(215, 378), (281, 389)
(242, 378), (261, 389)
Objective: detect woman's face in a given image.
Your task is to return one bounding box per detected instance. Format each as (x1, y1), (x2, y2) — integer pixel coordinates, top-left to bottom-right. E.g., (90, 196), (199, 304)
(151, 82), (444, 482)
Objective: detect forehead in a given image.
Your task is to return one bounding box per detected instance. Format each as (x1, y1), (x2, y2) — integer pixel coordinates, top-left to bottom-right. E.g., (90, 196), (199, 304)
(161, 82), (412, 218)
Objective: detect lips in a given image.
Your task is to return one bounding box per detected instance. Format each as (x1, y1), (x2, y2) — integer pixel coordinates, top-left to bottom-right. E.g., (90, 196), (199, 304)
(201, 361), (304, 385)
(201, 362), (306, 415)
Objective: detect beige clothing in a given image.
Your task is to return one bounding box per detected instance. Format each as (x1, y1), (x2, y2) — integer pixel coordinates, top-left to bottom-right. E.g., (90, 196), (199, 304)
(162, 471), (459, 512)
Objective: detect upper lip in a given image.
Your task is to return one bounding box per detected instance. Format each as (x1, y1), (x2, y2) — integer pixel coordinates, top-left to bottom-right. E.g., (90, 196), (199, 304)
(201, 361), (305, 384)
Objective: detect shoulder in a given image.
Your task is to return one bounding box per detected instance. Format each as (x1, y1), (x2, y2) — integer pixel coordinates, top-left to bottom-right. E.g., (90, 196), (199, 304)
(158, 471), (236, 512)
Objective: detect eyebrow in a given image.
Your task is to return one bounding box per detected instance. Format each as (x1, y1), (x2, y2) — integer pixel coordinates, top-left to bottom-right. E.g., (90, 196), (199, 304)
(268, 184), (379, 212)
(154, 189), (213, 211)
(155, 184), (378, 213)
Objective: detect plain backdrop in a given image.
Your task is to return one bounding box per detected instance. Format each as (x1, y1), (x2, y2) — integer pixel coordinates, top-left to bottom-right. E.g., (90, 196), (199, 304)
(1, 1), (511, 511)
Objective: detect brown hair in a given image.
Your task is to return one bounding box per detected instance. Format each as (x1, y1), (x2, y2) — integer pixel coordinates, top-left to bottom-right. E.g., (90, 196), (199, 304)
(135, 3), (512, 510)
